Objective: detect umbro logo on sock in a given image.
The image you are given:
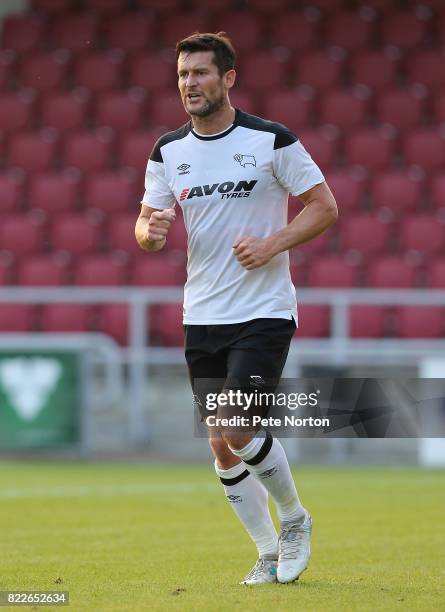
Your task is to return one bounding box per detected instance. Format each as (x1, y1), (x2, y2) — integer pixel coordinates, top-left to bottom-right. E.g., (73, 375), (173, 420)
(227, 494), (242, 503)
(259, 467), (277, 479)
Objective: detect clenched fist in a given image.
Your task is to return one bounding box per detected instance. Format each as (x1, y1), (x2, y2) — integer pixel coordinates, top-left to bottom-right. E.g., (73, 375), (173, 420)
(147, 208), (176, 242)
(233, 235), (274, 270)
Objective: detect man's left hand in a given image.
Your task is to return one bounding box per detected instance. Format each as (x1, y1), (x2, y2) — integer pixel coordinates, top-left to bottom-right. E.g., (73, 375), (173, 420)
(233, 236), (274, 270)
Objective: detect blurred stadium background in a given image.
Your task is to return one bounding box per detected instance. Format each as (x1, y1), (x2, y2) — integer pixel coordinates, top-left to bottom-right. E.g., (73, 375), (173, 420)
(0, 0), (444, 466)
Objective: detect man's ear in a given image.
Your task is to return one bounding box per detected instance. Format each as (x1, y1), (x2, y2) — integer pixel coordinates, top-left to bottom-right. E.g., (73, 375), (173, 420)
(224, 69), (236, 90)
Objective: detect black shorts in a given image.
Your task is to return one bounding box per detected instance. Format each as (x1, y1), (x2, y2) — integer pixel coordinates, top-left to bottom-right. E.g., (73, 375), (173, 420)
(184, 317), (296, 423)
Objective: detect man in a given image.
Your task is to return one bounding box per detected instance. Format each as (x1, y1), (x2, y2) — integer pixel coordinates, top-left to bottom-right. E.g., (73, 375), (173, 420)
(135, 32), (337, 585)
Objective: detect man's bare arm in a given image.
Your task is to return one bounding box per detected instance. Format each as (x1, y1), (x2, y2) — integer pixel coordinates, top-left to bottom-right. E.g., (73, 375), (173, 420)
(135, 204), (176, 252)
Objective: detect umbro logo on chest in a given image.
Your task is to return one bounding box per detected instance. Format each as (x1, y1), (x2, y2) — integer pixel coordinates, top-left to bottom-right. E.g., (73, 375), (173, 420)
(180, 180), (258, 201)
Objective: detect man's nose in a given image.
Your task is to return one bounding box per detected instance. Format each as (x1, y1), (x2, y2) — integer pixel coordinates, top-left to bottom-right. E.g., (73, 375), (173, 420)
(185, 73), (197, 87)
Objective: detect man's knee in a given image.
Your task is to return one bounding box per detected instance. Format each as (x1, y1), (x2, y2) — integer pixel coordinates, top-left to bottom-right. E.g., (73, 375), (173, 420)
(220, 430), (255, 451)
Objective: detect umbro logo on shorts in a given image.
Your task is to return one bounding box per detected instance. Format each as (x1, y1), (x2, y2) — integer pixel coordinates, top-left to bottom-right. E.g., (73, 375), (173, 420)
(179, 180), (258, 202)
(227, 494), (242, 503)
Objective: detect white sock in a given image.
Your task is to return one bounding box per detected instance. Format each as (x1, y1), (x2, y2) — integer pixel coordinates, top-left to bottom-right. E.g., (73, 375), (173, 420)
(229, 431), (306, 526)
(215, 460), (278, 558)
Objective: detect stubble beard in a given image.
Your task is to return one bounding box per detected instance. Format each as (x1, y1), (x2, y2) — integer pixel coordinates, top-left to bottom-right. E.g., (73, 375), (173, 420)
(186, 92), (226, 118)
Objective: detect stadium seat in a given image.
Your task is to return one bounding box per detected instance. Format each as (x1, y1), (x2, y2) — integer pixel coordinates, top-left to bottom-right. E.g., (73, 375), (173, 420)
(118, 128), (166, 172)
(305, 0), (345, 11)
(0, 214), (45, 257)
(40, 89), (90, 131)
(98, 304), (129, 345)
(375, 87), (426, 129)
(339, 214), (391, 256)
(132, 255), (185, 286)
(1, 14), (45, 53)
(8, 130), (58, 174)
(51, 13), (99, 53)
(85, 172), (136, 213)
(0, 172), (24, 212)
(128, 52), (178, 92)
(17, 255), (69, 286)
(296, 49), (345, 90)
(430, 174), (445, 209)
(87, 0), (128, 14)
(319, 88), (370, 130)
(295, 305), (330, 338)
(229, 89), (259, 115)
(344, 127), (396, 171)
(164, 216), (187, 252)
(159, 12), (210, 48)
(40, 304), (92, 332)
(74, 52), (124, 92)
(63, 129), (114, 174)
(269, 12), (319, 50)
(371, 170), (424, 213)
(350, 49), (401, 90)
(138, 0), (185, 11)
(325, 10), (376, 50)
(51, 213), (102, 255)
(95, 89), (146, 132)
(319, 169), (366, 211)
(398, 214), (445, 256)
(105, 13), (155, 52)
(349, 306), (387, 338)
(380, 10), (430, 49)
(262, 90), (312, 132)
(402, 129), (445, 171)
(150, 303), (183, 346)
(428, 259), (445, 287)
(0, 92), (35, 133)
(20, 51), (70, 91)
(0, 261), (12, 285)
(214, 12), (263, 50)
(0, 51), (14, 89)
(74, 255), (128, 286)
(240, 0), (289, 11)
(367, 257), (418, 287)
(298, 127), (340, 168)
(0, 305), (34, 332)
(29, 171), (80, 213)
(108, 213), (142, 257)
(395, 306), (444, 338)
(32, 0), (77, 13)
(150, 93), (189, 130)
(432, 89), (445, 124)
(295, 231), (331, 258)
(407, 50), (445, 90)
(307, 256), (360, 288)
(239, 51), (289, 90)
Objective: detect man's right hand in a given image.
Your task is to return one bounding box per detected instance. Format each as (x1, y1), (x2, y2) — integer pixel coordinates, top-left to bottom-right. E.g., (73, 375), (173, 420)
(146, 208), (176, 242)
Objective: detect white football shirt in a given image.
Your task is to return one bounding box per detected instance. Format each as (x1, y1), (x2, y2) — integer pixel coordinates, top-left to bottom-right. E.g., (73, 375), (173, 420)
(142, 109), (324, 325)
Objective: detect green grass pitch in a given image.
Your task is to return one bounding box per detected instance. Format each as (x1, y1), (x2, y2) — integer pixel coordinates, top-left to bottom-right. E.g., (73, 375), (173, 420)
(0, 462), (444, 611)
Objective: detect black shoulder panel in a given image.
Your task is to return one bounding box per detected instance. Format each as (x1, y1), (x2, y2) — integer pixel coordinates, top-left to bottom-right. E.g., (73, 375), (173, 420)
(236, 110), (299, 150)
(149, 122), (191, 162)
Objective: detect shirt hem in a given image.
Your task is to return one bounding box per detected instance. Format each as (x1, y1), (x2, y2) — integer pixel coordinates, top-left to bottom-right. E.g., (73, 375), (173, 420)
(183, 310), (298, 326)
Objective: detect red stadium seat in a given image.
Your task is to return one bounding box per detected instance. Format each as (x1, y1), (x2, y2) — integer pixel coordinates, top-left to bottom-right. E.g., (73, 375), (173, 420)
(306, 0), (344, 11)
(51, 13), (99, 53)
(215, 12), (263, 50)
(262, 89), (312, 132)
(108, 213), (142, 257)
(350, 49), (401, 90)
(402, 129), (445, 171)
(325, 10), (376, 50)
(87, 0), (128, 14)
(128, 52), (178, 92)
(0, 214), (45, 257)
(150, 93), (188, 130)
(159, 12), (209, 48)
(307, 256), (360, 288)
(295, 231), (331, 258)
(270, 12), (319, 50)
(0, 305), (34, 332)
(367, 257), (418, 287)
(40, 89), (90, 131)
(349, 306), (387, 338)
(105, 13), (155, 52)
(230, 89), (259, 115)
(51, 213), (102, 255)
(432, 89), (445, 124)
(399, 214), (445, 256)
(32, 0), (77, 13)
(428, 259), (445, 287)
(322, 169), (366, 211)
(339, 214), (391, 256)
(407, 50), (445, 90)
(240, 0), (288, 11)
(371, 170), (424, 214)
(296, 49), (345, 90)
(95, 89), (146, 132)
(133, 255), (185, 286)
(0, 51), (14, 89)
(138, 0), (185, 11)
(0, 91), (35, 133)
(74, 255), (128, 286)
(319, 88), (370, 130)
(63, 129), (114, 174)
(74, 51), (124, 92)
(164, 216), (187, 252)
(298, 127), (340, 168)
(239, 51), (289, 90)
(151, 303), (183, 346)
(295, 305), (330, 338)
(431, 174), (445, 210)
(98, 304), (129, 345)
(380, 10), (430, 49)
(29, 171), (80, 213)
(85, 172), (136, 213)
(8, 130), (58, 173)
(395, 306), (444, 338)
(118, 127), (166, 172)
(17, 255), (69, 286)
(40, 304), (91, 332)
(0, 172), (24, 212)
(1, 15), (45, 53)
(375, 87), (426, 130)
(0, 260), (12, 285)
(20, 51), (70, 92)
(344, 127), (396, 171)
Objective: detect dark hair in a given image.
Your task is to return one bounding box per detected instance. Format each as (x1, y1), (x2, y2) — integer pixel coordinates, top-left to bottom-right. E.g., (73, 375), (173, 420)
(176, 32), (236, 76)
